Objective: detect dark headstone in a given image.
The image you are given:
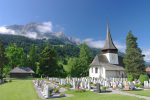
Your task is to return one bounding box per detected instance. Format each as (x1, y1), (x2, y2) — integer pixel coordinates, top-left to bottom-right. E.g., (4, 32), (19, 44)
(96, 83), (101, 93)
(130, 82), (135, 90)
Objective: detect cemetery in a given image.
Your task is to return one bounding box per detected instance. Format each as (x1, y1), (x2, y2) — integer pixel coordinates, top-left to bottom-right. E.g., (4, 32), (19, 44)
(31, 77), (150, 100)
(1, 1), (150, 100)
(0, 25), (150, 100)
(1, 78), (150, 100)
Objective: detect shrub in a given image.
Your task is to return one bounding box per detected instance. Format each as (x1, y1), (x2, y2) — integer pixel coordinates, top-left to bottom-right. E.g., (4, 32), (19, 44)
(139, 74), (149, 84)
(8, 79), (12, 82)
(53, 87), (60, 93)
(49, 88), (53, 96)
(135, 84), (143, 88)
(59, 93), (65, 97)
(61, 83), (72, 88)
(127, 74), (134, 82)
(101, 86), (107, 91)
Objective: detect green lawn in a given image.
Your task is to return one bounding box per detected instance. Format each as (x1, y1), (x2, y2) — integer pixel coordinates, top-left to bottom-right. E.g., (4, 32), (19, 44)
(0, 79), (144, 100)
(0, 79), (40, 100)
(55, 91), (144, 100)
(126, 90), (150, 97)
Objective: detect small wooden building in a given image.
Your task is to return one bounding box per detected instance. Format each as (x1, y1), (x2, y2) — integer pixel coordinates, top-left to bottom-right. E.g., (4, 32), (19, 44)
(10, 67), (34, 78)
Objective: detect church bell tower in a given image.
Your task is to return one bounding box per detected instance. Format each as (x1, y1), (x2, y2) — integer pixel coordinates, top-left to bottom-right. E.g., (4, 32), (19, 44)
(102, 24), (119, 64)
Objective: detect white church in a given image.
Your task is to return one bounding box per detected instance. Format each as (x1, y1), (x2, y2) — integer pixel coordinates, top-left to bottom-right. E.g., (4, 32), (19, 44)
(89, 24), (125, 79)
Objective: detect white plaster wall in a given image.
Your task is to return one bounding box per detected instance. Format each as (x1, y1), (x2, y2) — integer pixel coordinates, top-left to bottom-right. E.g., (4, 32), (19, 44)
(89, 66), (106, 79)
(103, 53), (118, 64)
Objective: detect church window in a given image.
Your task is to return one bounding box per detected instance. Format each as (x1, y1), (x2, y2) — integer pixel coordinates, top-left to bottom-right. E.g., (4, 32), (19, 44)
(92, 68), (93, 73)
(95, 67), (98, 73)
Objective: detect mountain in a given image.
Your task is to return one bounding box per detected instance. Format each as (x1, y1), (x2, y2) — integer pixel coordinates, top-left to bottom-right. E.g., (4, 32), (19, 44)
(0, 22), (79, 45)
(0, 22), (126, 60)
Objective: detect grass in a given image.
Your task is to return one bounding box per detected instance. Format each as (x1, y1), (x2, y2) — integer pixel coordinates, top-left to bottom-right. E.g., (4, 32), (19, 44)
(126, 90), (150, 97)
(0, 79), (40, 100)
(53, 90), (144, 100)
(0, 79), (144, 100)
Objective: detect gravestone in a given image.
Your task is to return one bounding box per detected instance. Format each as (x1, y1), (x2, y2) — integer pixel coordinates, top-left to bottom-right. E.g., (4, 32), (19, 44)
(73, 79), (76, 89)
(148, 83), (150, 88)
(96, 83), (101, 93)
(130, 82), (135, 90)
(112, 82), (117, 89)
(87, 81), (91, 90)
(124, 81), (129, 91)
(77, 81), (80, 90)
(144, 81), (149, 88)
(118, 82), (123, 89)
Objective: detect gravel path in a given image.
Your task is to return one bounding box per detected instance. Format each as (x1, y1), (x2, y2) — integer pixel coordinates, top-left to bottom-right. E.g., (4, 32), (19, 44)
(112, 90), (150, 100)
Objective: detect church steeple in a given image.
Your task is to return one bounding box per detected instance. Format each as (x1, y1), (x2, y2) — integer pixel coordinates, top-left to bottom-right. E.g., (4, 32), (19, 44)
(102, 24), (118, 53)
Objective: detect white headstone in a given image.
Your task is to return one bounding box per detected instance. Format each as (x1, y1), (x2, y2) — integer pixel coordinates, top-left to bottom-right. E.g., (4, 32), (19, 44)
(87, 81), (91, 90)
(144, 81), (149, 88)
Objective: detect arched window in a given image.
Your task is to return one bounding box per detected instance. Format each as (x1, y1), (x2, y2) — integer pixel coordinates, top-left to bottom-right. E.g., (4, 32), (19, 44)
(95, 67), (98, 73)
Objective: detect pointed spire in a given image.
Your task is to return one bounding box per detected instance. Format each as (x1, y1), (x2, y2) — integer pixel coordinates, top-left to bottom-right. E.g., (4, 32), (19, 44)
(102, 23), (118, 51)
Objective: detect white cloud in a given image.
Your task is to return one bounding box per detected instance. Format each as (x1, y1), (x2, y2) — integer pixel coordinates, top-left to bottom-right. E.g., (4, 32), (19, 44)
(25, 32), (37, 39)
(142, 49), (150, 61)
(37, 21), (53, 33)
(83, 38), (126, 52)
(0, 26), (15, 35)
(83, 38), (105, 48)
(114, 41), (126, 52)
(0, 21), (54, 39)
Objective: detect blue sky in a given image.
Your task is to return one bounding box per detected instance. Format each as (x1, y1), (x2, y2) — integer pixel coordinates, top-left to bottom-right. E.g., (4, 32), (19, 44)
(0, 0), (150, 60)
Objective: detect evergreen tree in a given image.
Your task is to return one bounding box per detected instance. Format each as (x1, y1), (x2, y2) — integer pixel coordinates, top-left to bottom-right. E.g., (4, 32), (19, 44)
(123, 31), (145, 79)
(69, 43), (92, 77)
(39, 44), (60, 76)
(79, 43), (92, 76)
(0, 40), (7, 79)
(28, 45), (38, 71)
(69, 58), (80, 77)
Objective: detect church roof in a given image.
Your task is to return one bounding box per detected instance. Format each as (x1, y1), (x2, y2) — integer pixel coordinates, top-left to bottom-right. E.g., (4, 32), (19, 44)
(90, 54), (124, 71)
(90, 55), (108, 66)
(10, 67), (34, 74)
(102, 24), (118, 51)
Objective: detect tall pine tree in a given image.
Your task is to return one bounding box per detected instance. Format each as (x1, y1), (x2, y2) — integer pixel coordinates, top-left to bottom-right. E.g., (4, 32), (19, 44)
(0, 40), (7, 79)
(123, 31), (145, 79)
(69, 43), (92, 77)
(79, 43), (92, 76)
(28, 45), (38, 72)
(39, 44), (62, 77)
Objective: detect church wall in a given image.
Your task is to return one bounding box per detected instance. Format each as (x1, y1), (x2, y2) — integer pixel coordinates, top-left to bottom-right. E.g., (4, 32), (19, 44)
(89, 66), (106, 79)
(106, 70), (124, 78)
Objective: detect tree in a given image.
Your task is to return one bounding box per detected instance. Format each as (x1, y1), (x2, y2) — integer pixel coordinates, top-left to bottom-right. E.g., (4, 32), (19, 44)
(28, 45), (38, 72)
(69, 43), (92, 77)
(79, 43), (92, 76)
(123, 31), (145, 79)
(0, 40), (7, 79)
(68, 58), (80, 77)
(5, 44), (27, 68)
(39, 44), (62, 77)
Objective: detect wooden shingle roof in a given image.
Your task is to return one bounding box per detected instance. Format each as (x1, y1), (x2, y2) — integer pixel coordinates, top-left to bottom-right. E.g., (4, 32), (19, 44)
(90, 54), (125, 71)
(10, 67), (34, 74)
(102, 24), (118, 51)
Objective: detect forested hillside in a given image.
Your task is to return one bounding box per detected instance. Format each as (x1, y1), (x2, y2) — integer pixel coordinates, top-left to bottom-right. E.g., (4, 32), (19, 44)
(0, 34), (100, 77)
